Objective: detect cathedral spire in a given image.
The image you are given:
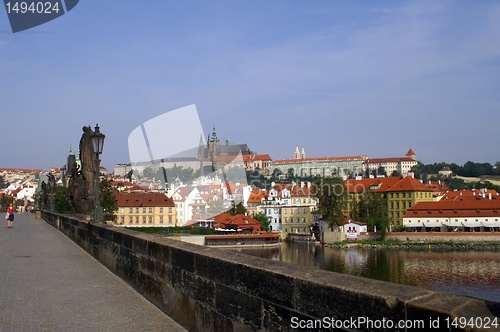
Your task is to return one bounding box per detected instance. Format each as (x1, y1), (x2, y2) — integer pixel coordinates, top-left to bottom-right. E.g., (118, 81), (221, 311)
(294, 146), (301, 160)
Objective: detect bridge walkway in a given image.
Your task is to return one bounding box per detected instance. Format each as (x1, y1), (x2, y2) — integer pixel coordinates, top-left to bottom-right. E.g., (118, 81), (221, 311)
(0, 212), (187, 331)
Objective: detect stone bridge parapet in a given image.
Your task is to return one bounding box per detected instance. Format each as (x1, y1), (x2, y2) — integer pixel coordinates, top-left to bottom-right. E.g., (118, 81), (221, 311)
(42, 212), (499, 331)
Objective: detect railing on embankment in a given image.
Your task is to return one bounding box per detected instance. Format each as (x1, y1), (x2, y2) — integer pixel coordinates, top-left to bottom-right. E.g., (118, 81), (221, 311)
(42, 212), (499, 332)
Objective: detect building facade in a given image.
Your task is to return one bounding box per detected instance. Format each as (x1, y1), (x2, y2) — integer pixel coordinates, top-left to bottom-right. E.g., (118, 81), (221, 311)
(114, 192), (176, 227)
(272, 147), (365, 178)
(363, 149), (418, 177)
(403, 199), (500, 232)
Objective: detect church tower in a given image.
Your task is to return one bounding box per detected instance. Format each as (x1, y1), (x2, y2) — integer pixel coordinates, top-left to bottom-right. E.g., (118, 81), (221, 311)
(207, 126), (220, 160)
(406, 148), (417, 161)
(294, 146), (301, 160)
(197, 135), (205, 160)
(301, 147), (306, 159)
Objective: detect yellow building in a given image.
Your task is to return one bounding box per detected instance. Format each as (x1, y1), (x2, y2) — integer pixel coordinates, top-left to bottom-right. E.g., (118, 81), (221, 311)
(281, 184), (317, 238)
(114, 192), (176, 227)
(345, 176), (435, 228)
(384, 176), (434, 227)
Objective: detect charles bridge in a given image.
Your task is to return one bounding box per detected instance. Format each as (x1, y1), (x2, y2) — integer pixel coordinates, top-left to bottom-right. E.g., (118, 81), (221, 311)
(1, 210), (495, 331)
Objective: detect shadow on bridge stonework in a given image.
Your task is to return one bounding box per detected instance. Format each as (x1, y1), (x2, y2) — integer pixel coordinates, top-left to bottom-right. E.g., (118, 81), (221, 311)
(42, 211), (500, 332)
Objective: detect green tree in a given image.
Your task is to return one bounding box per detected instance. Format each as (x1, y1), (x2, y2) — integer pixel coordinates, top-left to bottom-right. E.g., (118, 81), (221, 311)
(445, 177), (466, 190)
(100, 179), (118, 215)
(1, 194), (14, 211)
(228, 201), (247, 216)
(376, 166), (386, 177)
(252, 212), (270, 232)
(391, 170), (400, 177)
(206, 197), (226, 214)
(55, 185), (71, 214)
(126, 170), (134, 182)
(357, 192), (388, 239)
(314, 177), (347, 230)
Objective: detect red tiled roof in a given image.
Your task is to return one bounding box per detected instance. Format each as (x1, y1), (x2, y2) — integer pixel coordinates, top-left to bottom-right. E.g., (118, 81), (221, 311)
(289, 185), (315, 197)
(409, 199), (500, 211)
(242, 154), (273, 162)
(382, 176), (433, 192)
(441, 189), (499, 201)
(0, 168), (43, 173)
(247, 189), (268, 203)
(213, 213), (262, 231)
(114, 192), (174, 207)
(405, 199), (500, 218)
(364, 157), (416, 164)
(273, 156), (365, 164)
(345, 177), (401, 194)
(406, 148), (416, 156)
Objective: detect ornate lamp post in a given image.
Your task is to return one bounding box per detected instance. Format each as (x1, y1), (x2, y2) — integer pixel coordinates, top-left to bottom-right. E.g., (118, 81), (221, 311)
(91, 124), (105, 222)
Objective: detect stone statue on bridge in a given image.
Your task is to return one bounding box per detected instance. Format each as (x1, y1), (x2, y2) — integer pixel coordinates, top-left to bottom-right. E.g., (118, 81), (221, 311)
(66, 126), (98, 215)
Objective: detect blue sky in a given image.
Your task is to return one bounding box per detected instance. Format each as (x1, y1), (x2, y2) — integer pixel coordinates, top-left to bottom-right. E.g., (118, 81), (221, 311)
(1, 1), (499, 172)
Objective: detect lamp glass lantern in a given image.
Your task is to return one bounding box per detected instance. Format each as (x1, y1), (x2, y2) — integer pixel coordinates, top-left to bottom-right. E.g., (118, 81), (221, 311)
(91, 124), (105, 222)
(91, 124), (105, 156)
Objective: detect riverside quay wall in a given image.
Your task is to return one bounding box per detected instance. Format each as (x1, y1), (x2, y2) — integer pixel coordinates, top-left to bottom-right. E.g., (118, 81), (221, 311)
(42, 212), (499, 332)
(358, 232), (500, 244)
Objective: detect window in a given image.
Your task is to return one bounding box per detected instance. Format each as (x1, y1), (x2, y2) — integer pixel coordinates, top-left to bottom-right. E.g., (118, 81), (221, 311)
(143, 208), (146, 213)
(168, 207), (172, 213)
(159, 207), (163, 213)
(129, 208), (133, 213)
(149, 216), (153, 223)
(168, 216), (172, 224)
(135, 208), (139, 213)
(120, 216), (124, 223)
(303, 208), (306, 214)
(159, 216), (163, 223)
(142, 216), (146, 223)
(149, 207), (153, 213)
(120, 208), (124, 213)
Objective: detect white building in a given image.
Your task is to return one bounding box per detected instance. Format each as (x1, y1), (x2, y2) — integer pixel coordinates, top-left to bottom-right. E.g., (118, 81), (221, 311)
(403, 199), (500, 231)
(343, 219), (368, 240)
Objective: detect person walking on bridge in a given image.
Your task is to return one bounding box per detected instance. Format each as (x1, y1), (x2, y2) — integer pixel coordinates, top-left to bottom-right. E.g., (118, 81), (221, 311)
(7, 203), (14, 228)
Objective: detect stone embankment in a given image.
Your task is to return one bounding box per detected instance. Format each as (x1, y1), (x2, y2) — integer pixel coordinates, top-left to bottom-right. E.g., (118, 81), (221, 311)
(328, 242), (500, 251)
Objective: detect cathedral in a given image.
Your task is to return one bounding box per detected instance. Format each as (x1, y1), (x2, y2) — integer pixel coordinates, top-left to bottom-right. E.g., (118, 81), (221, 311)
(197, 127), (250, 161)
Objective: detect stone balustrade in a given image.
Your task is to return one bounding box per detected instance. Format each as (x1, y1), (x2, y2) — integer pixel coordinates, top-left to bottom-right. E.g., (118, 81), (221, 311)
(42, 212), (499, 331)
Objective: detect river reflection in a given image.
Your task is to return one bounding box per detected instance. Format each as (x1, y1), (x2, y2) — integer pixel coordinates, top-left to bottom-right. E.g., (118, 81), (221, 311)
(232, 242), (500, 303)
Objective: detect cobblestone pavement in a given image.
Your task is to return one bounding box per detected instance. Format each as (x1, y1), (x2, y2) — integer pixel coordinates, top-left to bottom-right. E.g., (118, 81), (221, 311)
(0, 212), (187, 332)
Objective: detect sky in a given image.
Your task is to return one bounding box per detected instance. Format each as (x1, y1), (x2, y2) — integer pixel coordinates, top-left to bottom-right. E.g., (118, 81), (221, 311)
(1, 1), (499, 172)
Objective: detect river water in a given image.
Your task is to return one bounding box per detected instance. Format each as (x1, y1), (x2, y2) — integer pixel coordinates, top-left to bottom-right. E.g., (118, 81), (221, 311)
(233, 242), (500, 303)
